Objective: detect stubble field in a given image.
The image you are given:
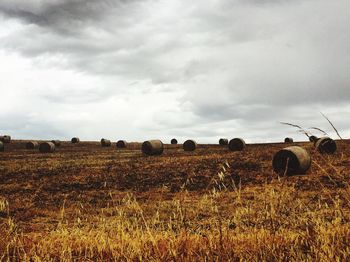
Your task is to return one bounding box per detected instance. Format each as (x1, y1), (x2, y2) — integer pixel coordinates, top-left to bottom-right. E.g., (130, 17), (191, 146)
(0, 139), (349, 261)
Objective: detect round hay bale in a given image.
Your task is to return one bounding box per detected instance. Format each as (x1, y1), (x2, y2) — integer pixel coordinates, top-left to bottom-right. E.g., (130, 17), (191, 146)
(101, 138), (112, 147)
(219, 138), (228, 145)
(71, 137), (80, 143)
(228, 138), (246, 151)
(284, 137), (293, 143)
(0, 141), (4, 152)
(142, 140), (164, 155)
(0, 135), (11, 143)
(26, 141), (39, 150)
(183, 140), (197, 151)
(171, 138), (178, 145)
(315, 137), (337, 154)
(272, 146), (311, 175)
(309, 135), (318, 142)
(116, 140), (127, 148)
(39, 142), (55, 153)
(51, 140), (61, 147)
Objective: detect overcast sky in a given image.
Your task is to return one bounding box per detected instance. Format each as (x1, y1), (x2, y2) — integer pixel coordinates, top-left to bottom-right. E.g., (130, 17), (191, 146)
(0, 0), (349, 143)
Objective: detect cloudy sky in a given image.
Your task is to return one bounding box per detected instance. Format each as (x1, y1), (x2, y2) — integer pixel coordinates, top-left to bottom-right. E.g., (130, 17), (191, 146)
(0, 0), (349, 143)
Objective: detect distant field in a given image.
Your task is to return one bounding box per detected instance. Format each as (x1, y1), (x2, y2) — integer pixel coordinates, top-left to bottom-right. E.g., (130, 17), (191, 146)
(0, 140), (349, 261)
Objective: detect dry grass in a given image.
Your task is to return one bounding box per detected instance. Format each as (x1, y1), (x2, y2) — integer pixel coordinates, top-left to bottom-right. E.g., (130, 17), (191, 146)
(321, 112), (343, 140)
(0, 140), (350, 261)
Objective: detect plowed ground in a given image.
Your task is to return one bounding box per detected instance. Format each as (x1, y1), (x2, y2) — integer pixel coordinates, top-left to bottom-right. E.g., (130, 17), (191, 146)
(0, 140), (348, 233)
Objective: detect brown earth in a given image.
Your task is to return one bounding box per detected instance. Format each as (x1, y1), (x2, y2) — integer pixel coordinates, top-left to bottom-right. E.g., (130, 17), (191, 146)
(0, 139), (349, 260)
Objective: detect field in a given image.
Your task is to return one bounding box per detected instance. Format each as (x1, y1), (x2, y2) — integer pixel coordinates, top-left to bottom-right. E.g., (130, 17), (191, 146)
(0, 139), (350, 261)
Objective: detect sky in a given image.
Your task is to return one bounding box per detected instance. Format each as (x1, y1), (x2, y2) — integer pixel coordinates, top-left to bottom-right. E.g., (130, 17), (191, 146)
(0, 0), (349, 143)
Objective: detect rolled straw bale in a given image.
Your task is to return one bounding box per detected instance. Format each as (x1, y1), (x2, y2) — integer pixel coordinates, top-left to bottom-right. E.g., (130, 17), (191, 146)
(171, 138), (178, 145)
(51, 140), (61, 147)
(228, 138), (246, 151)
(71, 137), (80, 143)
(219, 138), (228, 145)
(142, 140), (164, 155)
(0, 135), (11, 143)
(183, 140), (197, 151)
(39, 142), (56, 153)
(273, 146), (311, 175)
(315, 137), (337, 154)
(309, 136), (318, 143)
(284, 137), (293, 143)
(116, 140), (127, 148)
(26, 141), (39, 150)
(101, 138), (112, 147)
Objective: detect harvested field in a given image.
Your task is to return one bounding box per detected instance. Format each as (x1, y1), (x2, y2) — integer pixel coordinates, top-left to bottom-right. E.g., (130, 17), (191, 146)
(0, 139), (350, 261)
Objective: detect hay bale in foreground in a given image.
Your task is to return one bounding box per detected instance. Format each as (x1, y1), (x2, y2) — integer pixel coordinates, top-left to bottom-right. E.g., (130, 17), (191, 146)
(0, 141), (4, 152)
(71, 137), (80, 144)
(101, 138), (112, 147)
(272, 146), (311, 175)
(183, 140), (197, 151)
(51, 140), (61, 147)
(219, 138), (228, 145)
(116, 140), (127, 148)
(315, 137), (337, 154)
(26, 141), (39, 150)
(39, 142), (55, 153)
(171, 138), (178, 145)
(284, 137), (293, 143)
(228, 138), (246, 151)
(142, 140), (164, 155)
(0, 135), (11, 143)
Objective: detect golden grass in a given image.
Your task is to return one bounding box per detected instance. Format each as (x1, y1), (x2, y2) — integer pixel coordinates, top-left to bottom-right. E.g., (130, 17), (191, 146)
(1, 141), (350, 261)
(2, 171), (350, 261)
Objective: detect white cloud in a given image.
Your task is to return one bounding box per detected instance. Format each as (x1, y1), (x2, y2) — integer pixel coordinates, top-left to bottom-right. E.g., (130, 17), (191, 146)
(0, 0), (349, 142)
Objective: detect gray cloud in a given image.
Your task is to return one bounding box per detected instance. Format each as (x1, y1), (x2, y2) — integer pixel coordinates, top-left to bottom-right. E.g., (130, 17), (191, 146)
(0, 1), (132, 28)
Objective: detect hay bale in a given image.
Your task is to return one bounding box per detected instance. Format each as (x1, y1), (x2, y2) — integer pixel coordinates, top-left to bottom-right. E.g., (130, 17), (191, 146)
(183, 140), (197, 151)
(142, 140), (164, 155)
(284, 137), (293, 143)
(71, 137), (80, 143)
(0, 135), (11, 143)
(116, 140), (127, 148)
(315, 137), (337, 154)
(26, 141), (39, 150)
(309, 135), (318, 142)
(219, 138), (228, 145)
(228, 138), (246, 151)
(101, 138), (112, 147)
(273, 146), (311, 175)
(51, 140), (61, 147)
(171, 138), (178, 145)
(39, 142), (56, 153)
(0, 141), (4, 152)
